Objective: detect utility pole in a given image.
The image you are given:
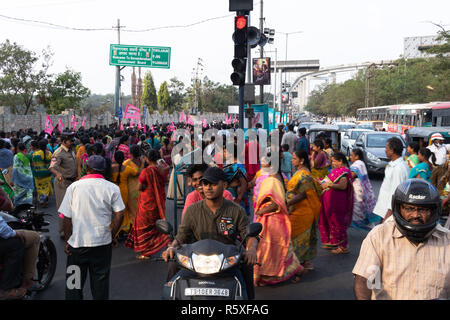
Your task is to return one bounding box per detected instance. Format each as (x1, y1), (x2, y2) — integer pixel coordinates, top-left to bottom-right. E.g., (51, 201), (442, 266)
(113, 19), (124, 125)
(192, 58), (203, 114)
(259, 0), (264, 104)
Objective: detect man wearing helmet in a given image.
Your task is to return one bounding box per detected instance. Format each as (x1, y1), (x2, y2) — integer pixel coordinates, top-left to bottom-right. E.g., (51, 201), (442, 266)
(353, 179), (450, 300)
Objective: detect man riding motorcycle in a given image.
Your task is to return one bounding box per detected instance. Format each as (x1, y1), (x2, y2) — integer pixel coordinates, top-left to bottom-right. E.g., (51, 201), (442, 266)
(162, 166), (259, 299)
(0, 185), (42, 299)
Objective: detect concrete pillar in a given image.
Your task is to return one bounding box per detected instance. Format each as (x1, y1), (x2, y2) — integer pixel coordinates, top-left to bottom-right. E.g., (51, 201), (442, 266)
(329, 72), (336, 85)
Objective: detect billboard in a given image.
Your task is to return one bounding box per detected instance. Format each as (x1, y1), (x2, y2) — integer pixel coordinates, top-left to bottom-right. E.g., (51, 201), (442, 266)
(253, 58), (271, 85)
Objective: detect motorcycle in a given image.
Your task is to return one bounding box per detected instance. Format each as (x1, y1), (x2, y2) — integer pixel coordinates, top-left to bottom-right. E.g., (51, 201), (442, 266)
(155, 219), (262, 300)
(0, 169), (57, 295)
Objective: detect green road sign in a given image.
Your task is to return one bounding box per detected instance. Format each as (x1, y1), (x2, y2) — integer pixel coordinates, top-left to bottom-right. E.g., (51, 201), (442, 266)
(109, 44), (171, 69)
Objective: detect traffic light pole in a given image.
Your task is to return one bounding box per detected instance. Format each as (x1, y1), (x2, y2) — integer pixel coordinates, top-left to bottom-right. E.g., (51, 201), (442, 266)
(259, 0), (264, 104)
(239, 84), (245, 129)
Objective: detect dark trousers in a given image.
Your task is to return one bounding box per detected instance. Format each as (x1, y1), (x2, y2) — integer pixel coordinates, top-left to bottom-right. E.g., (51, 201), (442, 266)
(0, 237), (24, 291)
(65, 244), (112, 300)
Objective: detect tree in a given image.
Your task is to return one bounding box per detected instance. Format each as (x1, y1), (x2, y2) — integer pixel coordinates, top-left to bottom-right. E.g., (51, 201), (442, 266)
(0, 40), (52, 114)
(40, 69), (90, 114)
(197, 76), (238, 113)
(157, 81), (170, 113)
(168, 77), (186, 112)
(141, 71), (157, 112)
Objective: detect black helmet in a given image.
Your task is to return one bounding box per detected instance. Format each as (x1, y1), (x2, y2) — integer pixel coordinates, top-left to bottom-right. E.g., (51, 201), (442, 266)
(391, 179), (441, 243)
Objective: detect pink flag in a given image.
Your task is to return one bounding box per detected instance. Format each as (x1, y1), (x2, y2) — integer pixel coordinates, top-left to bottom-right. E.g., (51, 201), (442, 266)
(187, 115), (194, 126)
(202, 118), (207, 128)
(179, 111), (186, 123)
(144, 125), (147, 133)
(138, 121), (142, 130)
(70, 115), (77, 131)
(170, 121), (176, 132)
(233, 114), (237, 124)
(123, 104), (140, 120)
(152, 125), (155, 133)
(45, 115), (53, 135)
(81, 117), (86, 128)
(120, 121), (124, 130)
(58, 118), (63, 133)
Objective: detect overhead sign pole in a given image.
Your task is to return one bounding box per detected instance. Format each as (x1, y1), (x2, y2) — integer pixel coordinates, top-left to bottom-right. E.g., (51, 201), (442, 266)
(114, 19), (122, 125)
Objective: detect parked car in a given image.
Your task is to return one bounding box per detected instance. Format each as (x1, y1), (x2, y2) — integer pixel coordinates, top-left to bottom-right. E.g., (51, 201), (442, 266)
(353, 132), (406, 174)
(341, 128), (374, 156)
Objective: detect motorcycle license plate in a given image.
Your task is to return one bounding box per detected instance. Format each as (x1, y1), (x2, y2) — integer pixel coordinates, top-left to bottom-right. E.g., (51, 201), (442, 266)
(185, 288), (230, 297)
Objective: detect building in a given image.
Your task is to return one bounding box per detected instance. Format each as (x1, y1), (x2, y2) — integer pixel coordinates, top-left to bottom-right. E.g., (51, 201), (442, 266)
(403, 35), (446, 59)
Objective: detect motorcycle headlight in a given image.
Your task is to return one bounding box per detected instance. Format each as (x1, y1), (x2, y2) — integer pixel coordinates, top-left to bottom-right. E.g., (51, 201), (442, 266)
(366, 152), (380, 163)
(221, 254), (240, 271)
(191, 253), (223, 275)
(176, 253), (193, 270)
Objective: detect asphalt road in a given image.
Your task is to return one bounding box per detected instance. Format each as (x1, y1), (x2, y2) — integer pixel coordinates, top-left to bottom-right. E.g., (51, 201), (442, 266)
(33, 174), (384, 300)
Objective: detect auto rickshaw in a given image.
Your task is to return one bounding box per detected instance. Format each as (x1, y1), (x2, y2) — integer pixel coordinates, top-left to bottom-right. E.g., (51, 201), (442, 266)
(308, 124), (341, 152)
(405, 126), (450, 147)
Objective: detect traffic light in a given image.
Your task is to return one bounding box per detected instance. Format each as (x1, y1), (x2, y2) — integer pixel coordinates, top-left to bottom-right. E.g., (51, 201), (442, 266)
(233, 15), (248, 58)
(231, 15), (248, 86)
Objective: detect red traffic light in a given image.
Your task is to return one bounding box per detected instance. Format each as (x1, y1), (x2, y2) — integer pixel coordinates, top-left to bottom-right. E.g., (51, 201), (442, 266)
(235, 15), (247, 30)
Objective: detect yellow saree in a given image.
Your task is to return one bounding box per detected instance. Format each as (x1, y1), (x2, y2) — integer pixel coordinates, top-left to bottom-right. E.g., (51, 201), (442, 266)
(286, 168), (321, 262)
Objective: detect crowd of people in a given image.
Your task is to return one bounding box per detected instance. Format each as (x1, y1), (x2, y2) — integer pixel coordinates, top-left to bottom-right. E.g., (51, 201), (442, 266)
(0, 119), (449, 300)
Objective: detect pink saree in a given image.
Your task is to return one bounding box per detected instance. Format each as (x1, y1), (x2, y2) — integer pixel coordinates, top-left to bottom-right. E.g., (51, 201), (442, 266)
(318, 166), (354, 249)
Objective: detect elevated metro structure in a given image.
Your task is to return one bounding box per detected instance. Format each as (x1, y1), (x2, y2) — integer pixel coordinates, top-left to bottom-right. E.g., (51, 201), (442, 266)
(288, 60), (396, 112)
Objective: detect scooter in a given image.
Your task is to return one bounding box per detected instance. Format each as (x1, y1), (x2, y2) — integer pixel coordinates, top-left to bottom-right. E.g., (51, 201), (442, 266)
(155, 219), (262, 300)
(0, 169), (57, 296)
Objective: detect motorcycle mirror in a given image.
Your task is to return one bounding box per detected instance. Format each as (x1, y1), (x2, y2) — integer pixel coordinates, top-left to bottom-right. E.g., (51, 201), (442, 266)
(246, 223), (262, 238)
(156, 219), (173, 235)
(1, 169), (8, 175)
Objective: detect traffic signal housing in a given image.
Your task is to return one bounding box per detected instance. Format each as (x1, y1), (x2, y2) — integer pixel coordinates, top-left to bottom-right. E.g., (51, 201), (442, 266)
(231, 15), (248, 86)
(231, 15), (248, 85)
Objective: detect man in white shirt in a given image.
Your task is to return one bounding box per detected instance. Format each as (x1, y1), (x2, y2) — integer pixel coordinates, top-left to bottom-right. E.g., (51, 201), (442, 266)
(427, 133), (447, 189)
(59, 155), (124, 300)
(372, 137), (410, 222)
(281, 124), (299, 154)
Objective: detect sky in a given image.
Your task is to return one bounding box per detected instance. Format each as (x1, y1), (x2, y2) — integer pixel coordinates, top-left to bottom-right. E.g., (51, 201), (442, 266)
(0, 0), (448, 98)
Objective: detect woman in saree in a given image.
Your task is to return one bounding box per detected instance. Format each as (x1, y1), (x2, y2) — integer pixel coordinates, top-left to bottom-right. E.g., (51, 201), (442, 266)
(349, 149), (377, 231)
(125, 149), (171, 259)
(123, 145), (145, 228)
(310, 139), (329, 180)
(409, 147), (433, 182)
(31, 139), (53, 208)
(113, 135), (130, 162)
(406, 142), (420, 169)
(111, 150), (139, 237)
(11, 143), (34, 208)
(286, 150), (322, 270)
(318, 152), (354, 254)
(253, 165), (304, 286)
(159, 138), (173, 167)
